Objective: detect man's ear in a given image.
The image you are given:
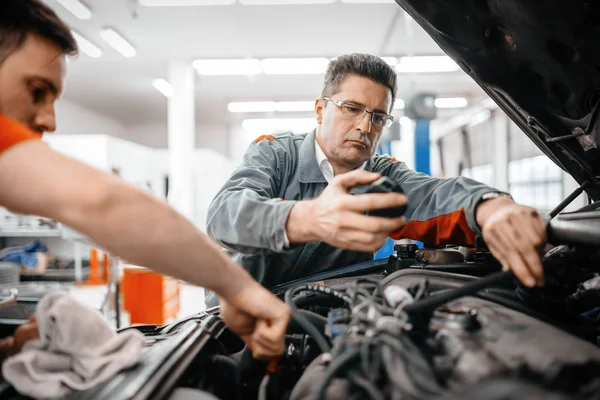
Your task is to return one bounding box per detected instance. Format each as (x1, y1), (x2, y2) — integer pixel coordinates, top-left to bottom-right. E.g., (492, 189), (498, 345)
(314, 98), (324, 124)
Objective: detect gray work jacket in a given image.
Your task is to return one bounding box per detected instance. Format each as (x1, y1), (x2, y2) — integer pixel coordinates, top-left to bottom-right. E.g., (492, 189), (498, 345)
(207, 130), (497, 290)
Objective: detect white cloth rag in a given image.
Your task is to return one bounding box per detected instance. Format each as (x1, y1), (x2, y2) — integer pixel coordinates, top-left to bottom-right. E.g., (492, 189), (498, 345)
(2, 291), (145, 399)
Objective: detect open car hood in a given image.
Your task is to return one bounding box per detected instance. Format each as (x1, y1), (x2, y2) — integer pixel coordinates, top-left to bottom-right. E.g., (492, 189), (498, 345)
(395, 0), (600, 201)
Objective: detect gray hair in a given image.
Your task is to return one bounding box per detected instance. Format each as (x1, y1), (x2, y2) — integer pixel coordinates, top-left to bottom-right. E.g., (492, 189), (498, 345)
(321, 53), (398, 109)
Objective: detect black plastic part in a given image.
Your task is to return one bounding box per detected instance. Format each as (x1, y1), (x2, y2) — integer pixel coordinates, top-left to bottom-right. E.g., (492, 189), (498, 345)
(394, 244), (418, 259)
(352, 176), (407, 218)
(547, 210), (600, 247)
(271, 259), (390, 296)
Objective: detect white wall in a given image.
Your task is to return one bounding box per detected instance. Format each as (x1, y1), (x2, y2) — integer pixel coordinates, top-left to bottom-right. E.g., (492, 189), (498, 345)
(124, 122), (232, 158)
(190, 149), (237, 230)
(106, 137), (166, 199)
(44, 134), (108, 170)
(197, 123), (231, 159)
(55, 99), (125, 137)
(122, 123), (170, 149)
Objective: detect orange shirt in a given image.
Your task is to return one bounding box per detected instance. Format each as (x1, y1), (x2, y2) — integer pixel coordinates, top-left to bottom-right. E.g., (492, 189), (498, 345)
(0, 114), (41, 153)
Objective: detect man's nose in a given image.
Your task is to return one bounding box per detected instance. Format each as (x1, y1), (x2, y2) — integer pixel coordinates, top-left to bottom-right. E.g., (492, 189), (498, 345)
(358, 112), (372, 134)
(33, 104), (56, 134)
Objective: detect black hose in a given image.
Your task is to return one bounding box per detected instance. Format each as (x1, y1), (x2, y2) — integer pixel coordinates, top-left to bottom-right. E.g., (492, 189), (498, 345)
(348, 371), (385, 400)
(403, 271), (513, 316)
(354, 277), (391, 307)
(380, 268), (477, 289)
(287, 309), (328, 334)
(290, 284), (353, 305)
(210, 355), (239, 378)
(285, 287), (332, 354)
(315, 347), (361, 400)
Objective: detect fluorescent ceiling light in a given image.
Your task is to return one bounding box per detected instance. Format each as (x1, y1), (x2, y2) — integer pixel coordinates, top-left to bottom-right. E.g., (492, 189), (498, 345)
(152, 78), (173, 97)
(435, 97), (468, 108)
(194, 59), (262, 76)
(55, 0), (92, 20)
(382, 57), (397, 66)
(240, 0), (335, 4)
(228, 101), (315, 113)
(228, 102), (276, 113)
(261, 58), (329, 75)
(393, 99), (405, 110)
(100, 28), (136, 58)
(242, 118), (316, 133)
(397, 56), (459, 73)
(71, 31), (101, 58)
(139, 0), (235, 5)
(275, 101), (314, 112)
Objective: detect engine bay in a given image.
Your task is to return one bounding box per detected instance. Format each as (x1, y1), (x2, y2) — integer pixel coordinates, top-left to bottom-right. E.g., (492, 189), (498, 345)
(167, 213), (600, 400)
(2, 210), (600, 400)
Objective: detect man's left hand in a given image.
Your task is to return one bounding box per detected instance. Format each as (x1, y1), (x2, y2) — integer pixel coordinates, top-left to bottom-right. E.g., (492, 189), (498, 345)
(476, 196), (547, 287)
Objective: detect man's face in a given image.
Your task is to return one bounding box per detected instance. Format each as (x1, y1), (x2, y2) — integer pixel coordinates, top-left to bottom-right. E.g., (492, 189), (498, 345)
(0, 34), (67, 134)
(315, 74), (392, 169)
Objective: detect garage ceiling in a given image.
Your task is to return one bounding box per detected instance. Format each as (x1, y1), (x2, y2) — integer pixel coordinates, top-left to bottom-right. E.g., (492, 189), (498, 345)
(48, 0), (485, 129)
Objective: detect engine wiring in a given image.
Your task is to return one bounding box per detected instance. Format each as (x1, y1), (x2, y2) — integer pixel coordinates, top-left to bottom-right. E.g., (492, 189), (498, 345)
(284, 284), (354, 354)
(282, 278), (439, 400)
(316, 278), (442, 400)
(285, 273), (517, 400)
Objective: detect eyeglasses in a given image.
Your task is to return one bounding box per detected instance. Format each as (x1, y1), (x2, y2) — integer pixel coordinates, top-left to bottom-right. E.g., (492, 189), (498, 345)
(322, 97), (394, 128)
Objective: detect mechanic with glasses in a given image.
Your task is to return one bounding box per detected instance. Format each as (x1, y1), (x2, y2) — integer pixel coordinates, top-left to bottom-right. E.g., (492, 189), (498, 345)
(206, 53), (547, 305)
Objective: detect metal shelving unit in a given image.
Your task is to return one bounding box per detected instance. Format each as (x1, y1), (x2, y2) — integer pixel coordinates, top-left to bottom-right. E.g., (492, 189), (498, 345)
(0, 225), (86, 282)
(0, 229), (63, 237)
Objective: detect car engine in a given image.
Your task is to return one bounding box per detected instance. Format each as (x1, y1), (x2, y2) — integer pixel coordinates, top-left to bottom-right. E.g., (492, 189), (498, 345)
(172, 221), (600, 400)
(3, 211), (600, 400)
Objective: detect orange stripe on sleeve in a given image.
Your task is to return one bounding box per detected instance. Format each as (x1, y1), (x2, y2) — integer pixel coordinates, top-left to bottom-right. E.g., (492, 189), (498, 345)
(254, 134), (276, 143)
(390, 208), (476, 246)
(0, 114), (41, 153)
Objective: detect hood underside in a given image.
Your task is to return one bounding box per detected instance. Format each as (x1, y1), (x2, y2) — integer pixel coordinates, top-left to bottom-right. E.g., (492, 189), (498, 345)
(395, 0), (600, 201)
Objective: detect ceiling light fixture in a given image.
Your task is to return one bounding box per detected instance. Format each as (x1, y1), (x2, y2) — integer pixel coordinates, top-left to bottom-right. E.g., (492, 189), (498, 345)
(435, 97), (468, 108)
(228, 102), (276, 113)
(55, 0), (92, 20)
(193, 59), (262, 76)
(228, 101), (315, 113)
(275, 101), (315, 112)
(139, 0), (235, 5)
(71, 31), (101, 58)
(100, 28), (136, 58)
(261, 58), (329, 75)
(397, 56), (460, 73)
(382, 57), (398, 67)
(152, 78), (173, 97)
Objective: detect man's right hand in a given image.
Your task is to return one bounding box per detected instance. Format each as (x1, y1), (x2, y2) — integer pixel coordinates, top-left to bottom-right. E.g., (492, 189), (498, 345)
(286, 170), (407, 253)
